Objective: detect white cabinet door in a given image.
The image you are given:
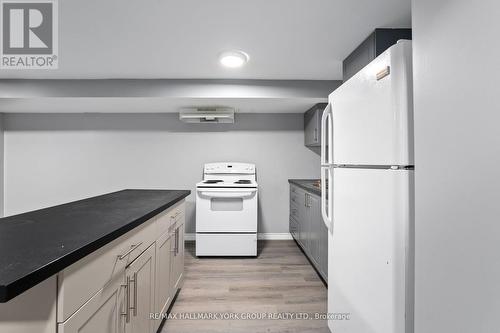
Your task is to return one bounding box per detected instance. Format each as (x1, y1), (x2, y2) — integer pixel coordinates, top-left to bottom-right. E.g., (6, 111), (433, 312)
(125, 244), (156, 333)
(171, 222), (184, 291)
(58, 273), (124, 333)
(155, 231), (173, 319)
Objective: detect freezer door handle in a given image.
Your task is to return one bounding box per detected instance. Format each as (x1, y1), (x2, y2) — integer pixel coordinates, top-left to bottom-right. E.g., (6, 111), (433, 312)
(321, 166), (333, 231)
(320, 103), (333, 166)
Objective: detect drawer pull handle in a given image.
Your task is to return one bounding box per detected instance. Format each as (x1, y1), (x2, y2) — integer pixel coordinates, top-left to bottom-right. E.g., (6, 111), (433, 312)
(121, 276), (131, 323)
(118, 242), (143, 260)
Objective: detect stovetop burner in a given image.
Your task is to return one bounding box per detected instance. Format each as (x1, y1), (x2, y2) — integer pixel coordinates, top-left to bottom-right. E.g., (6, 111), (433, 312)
(203, 180), (223, 184)
(234, 180), (252, 184)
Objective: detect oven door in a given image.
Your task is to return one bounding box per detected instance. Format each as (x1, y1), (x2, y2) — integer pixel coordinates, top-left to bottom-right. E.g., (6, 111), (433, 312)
(196, 187), (258, 232)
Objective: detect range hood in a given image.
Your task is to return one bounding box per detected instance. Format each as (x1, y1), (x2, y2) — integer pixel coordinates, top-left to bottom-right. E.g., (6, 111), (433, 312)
(179, 107), (235, 123)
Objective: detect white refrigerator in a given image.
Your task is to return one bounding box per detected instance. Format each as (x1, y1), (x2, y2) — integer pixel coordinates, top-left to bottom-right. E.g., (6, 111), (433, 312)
(321, 40), (414, 333)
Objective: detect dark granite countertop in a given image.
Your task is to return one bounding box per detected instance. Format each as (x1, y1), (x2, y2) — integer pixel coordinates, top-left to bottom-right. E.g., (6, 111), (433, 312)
(288, 179), (321, 196)
(0, 189), (190, 303)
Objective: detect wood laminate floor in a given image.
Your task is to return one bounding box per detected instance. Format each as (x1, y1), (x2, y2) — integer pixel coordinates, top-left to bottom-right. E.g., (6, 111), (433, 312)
(161, 240), (329, 333)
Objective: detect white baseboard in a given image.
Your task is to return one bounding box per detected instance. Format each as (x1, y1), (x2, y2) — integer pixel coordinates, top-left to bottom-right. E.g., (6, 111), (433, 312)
(257, 233), (293, 240)
(185, 233), (293, 241)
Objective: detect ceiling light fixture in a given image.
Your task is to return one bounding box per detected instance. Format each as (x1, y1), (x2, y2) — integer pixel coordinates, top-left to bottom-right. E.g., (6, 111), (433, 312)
(219, 50), (249, 68)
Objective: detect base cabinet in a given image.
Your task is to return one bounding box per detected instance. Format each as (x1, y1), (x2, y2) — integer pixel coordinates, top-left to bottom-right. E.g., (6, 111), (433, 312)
(125, 244), (156, 333)
(59, 200), (186, 333)
(289, 184), (328, 282)
(0, 199), (186, 333)
(59, 242), (167, 333)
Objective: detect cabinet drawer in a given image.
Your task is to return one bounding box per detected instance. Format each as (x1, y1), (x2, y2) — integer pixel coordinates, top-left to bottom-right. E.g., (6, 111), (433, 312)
(196, 233), (256, 256)
(57, 217), (156, 323)
(157, 201), (185, 236)
(290, 187), (304, 208)
(58, 273), (123, 333)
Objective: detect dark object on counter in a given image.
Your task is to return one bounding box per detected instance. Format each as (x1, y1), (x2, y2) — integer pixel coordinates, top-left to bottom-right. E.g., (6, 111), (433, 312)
(0, 189), (190, 303)
(343, 28), (412, 82)
(288, 179), (322, 196)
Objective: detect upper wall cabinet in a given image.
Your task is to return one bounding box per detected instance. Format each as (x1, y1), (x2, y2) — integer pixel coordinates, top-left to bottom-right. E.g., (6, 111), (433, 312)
(343, 28), (412, 82)
(304, 103), (327, 147)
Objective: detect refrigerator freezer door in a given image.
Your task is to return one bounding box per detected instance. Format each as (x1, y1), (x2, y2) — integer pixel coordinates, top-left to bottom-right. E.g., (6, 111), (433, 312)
(328, 168), (414, 333)
(329, 40), (413, 166)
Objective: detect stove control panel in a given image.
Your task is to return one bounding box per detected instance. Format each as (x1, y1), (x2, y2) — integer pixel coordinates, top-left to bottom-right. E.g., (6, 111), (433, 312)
(204, 162), (255, 174)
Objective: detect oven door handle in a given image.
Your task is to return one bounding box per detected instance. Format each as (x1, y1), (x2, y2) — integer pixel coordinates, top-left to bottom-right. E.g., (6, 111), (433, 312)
(197, 189), (257, 198)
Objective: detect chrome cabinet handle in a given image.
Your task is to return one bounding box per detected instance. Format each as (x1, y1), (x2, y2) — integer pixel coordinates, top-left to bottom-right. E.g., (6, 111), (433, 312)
(170, 229), (178, 254)
(118, 242), (143, 260)
(174, 228), (179, 256)
(121, 276), (131, 323)
(170, 211), (181, 220)
(304, 193), (310, 207)
(177, 228), (181, 255)
(130, 272), (138, 316)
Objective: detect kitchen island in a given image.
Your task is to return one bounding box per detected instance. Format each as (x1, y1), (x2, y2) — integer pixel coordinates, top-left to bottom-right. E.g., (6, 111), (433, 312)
(0, 189), (190, 333)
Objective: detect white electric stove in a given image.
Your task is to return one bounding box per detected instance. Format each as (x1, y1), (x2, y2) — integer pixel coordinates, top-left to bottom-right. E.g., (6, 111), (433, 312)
(195, 162), (258, 256)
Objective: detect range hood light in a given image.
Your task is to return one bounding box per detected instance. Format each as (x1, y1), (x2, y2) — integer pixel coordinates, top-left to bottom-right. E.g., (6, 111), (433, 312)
(179, 108), (235, 124)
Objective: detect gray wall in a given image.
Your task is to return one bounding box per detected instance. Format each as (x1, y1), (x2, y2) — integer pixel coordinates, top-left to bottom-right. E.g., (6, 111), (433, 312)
(3, 113), (319, 235)
(413, 1), (500, 332)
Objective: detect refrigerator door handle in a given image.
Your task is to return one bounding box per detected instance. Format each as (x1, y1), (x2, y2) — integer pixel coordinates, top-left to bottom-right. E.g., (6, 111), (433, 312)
(320, 103), (333, 166)
(321, 166), (333, 231)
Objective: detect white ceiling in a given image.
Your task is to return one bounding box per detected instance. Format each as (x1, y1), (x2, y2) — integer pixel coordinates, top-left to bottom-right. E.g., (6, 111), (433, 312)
(0, 0), (411, 80)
